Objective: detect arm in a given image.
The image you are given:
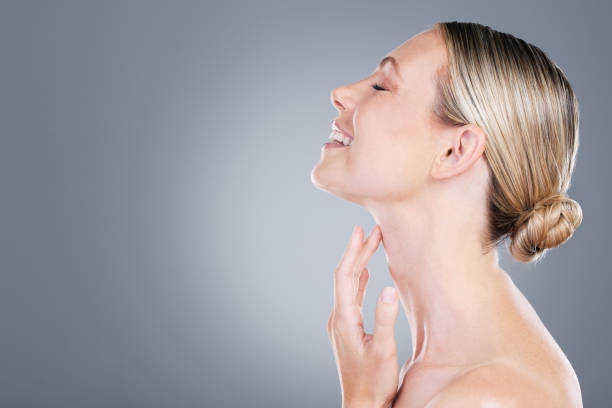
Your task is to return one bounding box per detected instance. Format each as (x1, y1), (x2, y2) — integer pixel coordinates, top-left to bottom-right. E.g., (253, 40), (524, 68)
(422, 382), (519, 408)
(417, 366), (561, 408)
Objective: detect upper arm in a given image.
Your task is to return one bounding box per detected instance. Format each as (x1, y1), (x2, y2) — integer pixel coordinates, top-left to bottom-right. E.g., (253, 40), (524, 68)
(423, 379), (518, 408)
(421, 365), (558, 408)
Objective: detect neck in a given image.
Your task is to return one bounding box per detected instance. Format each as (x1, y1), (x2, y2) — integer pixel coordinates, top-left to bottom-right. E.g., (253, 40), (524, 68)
(365, 192), (516, 370)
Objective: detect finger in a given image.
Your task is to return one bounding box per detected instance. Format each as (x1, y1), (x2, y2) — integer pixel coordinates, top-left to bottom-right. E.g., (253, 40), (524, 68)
(354, 225), (382, 275)
(355, 267), (369, 308)
(372, 287), (399, 353)
(334, 225), (364, 318)
(351, 226), (377, 297)
(336, 225), (365, 273)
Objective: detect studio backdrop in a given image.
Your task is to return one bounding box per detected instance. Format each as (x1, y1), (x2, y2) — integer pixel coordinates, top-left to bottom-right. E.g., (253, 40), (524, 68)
(1, 0), (610, 407)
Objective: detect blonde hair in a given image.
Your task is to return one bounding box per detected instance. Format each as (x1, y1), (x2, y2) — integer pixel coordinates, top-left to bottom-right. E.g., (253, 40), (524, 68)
(430, 21), (583, 263)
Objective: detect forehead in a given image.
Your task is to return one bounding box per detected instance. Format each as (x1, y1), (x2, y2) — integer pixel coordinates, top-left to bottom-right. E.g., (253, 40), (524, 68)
(383, 30), (447, 81)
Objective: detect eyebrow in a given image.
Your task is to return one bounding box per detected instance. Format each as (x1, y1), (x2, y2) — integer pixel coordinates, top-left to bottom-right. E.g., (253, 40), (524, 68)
(376, 56), (402, 80)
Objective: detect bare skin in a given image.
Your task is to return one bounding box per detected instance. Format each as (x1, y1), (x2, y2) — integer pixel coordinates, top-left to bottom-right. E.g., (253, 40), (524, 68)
(311, 27), (582, 406)
(393, 275), (582, 407)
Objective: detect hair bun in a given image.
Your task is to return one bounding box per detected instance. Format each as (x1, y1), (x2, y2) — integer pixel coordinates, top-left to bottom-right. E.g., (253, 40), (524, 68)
(509, 193), (583, 263)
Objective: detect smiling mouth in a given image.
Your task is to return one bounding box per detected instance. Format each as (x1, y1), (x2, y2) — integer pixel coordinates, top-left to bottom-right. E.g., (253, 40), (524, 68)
(327, 129), (353, 146)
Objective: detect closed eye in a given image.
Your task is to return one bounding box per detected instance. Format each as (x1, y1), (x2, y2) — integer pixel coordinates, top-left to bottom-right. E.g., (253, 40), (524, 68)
(372, 83), (387, 91)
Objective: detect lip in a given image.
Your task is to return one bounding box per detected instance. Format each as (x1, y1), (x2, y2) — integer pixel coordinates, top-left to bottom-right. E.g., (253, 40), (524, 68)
(332, 120), (354, 144)
(322, 141), (349, 150)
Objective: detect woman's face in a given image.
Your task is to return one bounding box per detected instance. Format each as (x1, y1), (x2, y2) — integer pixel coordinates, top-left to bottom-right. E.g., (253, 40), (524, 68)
(311, 29), (449, 207)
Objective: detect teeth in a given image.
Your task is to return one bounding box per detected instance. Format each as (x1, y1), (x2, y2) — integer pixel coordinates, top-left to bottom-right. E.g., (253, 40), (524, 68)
(328, 131), (343, 142)
(328, 130), (352, 146)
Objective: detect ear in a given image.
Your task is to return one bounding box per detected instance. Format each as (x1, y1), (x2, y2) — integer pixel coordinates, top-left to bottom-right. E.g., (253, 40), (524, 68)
(431, 124), (486, 180)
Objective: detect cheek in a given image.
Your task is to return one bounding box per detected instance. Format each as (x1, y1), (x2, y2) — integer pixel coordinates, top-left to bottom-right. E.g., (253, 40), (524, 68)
(354, 100), (422, 161)
(357, 96), (423, 140)
(354, 94), (429, 151)
(348, 109), (429, 191)
(345, 136), (414, 193)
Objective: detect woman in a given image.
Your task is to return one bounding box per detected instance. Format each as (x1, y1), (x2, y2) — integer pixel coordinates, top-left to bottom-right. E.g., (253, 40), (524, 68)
(311, 21), (583, 407)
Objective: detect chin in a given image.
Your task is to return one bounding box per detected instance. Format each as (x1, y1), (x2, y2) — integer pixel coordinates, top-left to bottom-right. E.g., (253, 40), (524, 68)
(311, 167), (366, 205)
(310, 165), (332, 192)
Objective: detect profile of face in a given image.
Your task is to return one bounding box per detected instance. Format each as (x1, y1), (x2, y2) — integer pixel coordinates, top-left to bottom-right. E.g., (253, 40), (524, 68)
(310, 29), (451, 208)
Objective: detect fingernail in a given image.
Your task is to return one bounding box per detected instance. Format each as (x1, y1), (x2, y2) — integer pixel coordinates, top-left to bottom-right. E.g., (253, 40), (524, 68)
(381, 287), (396, 304)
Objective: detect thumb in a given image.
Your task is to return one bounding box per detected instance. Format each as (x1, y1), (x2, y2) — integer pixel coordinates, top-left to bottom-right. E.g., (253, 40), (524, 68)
(372, 287), (399, 351)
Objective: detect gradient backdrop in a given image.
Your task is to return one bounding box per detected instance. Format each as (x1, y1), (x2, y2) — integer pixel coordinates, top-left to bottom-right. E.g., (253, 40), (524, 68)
(1, 0), (610, 406)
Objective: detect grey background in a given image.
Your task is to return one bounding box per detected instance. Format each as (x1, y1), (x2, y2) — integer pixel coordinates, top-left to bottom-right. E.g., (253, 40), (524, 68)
(0, 0), (609, 406)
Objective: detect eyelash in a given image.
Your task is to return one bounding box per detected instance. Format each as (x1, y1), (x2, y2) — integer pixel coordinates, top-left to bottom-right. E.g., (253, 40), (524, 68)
(372, 83), (387, 91)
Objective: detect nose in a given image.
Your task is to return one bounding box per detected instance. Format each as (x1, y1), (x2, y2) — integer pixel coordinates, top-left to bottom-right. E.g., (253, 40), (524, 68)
(330, 85), (352, 111)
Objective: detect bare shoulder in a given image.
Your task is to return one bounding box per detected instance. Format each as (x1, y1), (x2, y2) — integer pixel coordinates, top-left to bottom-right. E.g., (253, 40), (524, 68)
(417, 362), (580, 408)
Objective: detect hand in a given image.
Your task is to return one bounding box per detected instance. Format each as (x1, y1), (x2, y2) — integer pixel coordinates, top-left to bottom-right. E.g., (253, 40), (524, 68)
(327, 225), (400, 408)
